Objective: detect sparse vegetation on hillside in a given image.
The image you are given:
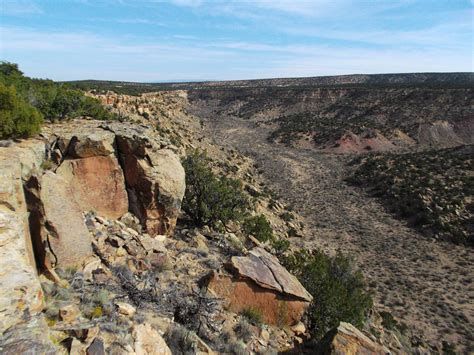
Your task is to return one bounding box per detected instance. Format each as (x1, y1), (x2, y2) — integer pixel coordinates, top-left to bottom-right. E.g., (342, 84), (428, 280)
(283, 250), (373, 339)
(348, 146), (473, 245)
(182, 150), (249, 227)
(187, 84), (473, 148)
(265, 86), (473, 147)
(0, 62), (118, 138)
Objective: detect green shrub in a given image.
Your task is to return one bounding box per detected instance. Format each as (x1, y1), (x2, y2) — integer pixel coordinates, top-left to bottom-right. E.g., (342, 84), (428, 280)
(182, 150), (249, 227)
(271, 238), (290, 254)
(243, 214), (273, 243)
(0, 83), (43, 138)
(283, 249), (373, 339)
(240, 307), (263, 325)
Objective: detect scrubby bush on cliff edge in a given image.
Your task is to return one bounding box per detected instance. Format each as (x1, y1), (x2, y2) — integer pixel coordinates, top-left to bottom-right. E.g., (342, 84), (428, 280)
(0, 83), (43, 139)
(182, 150), (249, 227)
(283, 249), (373, 339)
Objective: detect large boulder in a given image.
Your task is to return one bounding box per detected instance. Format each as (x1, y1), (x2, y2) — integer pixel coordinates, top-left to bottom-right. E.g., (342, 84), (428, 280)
(112, 124), (185, 236)
(40, 171), (92, 267)
(67, 131), (115, 158)
(56, 156), (128, 219)
(204, 247), (312, 326)
(316, 322), (388, 355)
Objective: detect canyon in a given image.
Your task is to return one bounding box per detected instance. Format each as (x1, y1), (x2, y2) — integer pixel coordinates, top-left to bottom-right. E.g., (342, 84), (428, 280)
(0, 72), (472, 354)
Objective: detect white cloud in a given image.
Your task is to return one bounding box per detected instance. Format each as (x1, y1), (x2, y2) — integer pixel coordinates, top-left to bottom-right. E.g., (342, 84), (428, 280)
(283, 20), (472, 51)
(1, 23), (471, 81)
(168, 0), (203, 7)
(0, 0), (43, 15)
(244, 0), (341, 16)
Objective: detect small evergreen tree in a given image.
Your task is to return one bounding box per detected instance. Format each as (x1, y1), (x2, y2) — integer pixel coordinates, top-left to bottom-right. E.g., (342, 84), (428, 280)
(283, 249), (373, 339)
(182, 150), (249, 227)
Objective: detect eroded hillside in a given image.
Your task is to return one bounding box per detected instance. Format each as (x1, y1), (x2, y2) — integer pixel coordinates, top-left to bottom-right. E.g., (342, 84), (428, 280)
(187, 85), (473, 151)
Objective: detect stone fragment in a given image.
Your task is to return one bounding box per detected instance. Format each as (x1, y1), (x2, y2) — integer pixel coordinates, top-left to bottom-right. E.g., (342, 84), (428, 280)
(291, 321), (306, 335)
(191, 232), (209, 253)
(133, 323), (172, 355)
(116, 247), (127, 257)
(316, 322), (388, 354)
(139, 234), (166, 253)
(115, 302), (136, 317)
(120, 212), (142, 232)
(81, 256), (104, 282)
(86, 338), (105, 355)
(59, 304), (80, 323)
(70, 338), (84, 354)
(260, 329), (270, 342)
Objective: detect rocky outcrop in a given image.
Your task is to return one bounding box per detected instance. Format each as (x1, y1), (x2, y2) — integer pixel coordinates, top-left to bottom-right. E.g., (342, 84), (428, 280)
(316, 322), (388, 355)
(109, 123), (186, 235)
(22, 120), (184, 268)
(204, 247), (312, 326)
(0, 145), (56, 353)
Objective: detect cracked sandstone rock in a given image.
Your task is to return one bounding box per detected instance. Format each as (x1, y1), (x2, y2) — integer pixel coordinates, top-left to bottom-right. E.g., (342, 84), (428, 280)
(205, 247), (312, 326)
(0, 155), (55, 353)
(316, 322), (388, 355)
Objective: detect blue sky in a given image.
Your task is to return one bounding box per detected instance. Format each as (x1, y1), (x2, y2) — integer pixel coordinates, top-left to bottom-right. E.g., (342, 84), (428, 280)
(0, 0), (472, 81)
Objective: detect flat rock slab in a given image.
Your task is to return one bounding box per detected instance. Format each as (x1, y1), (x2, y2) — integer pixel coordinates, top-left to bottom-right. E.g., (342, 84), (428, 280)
(41, 171), (92, 267)
(207, 247), (312, 326)
(230, 247), (312, 302)
(57, 156), (128, 219)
